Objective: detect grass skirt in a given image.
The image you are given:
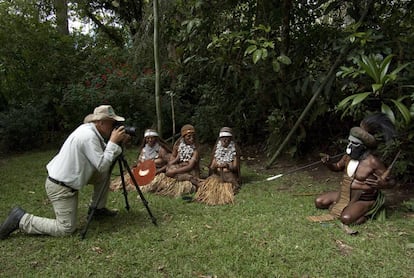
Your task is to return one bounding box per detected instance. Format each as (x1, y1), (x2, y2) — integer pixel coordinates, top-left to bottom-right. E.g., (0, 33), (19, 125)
(154, 174), (195, 198)
(366, 190), (386, 221)
(110, 172), (135, 192)
(110, 172), (164, 193)
(194, 175), (234, 205)
(140, 173), (165, 193)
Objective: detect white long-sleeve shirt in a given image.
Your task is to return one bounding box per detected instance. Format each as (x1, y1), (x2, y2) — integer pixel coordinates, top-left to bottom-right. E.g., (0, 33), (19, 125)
(46, 123), (122, 190)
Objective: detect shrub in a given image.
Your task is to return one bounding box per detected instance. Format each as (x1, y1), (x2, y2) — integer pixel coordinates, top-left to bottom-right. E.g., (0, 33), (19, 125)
(0, 103), (52, 153)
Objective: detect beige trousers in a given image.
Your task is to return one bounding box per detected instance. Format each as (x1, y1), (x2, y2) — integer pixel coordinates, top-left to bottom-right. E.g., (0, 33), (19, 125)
(19, 174), (110, 237)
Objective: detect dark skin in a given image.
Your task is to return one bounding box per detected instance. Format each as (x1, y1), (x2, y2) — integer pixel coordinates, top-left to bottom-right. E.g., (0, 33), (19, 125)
(209, 136), (239, 174)
(166, 133), (199, 178)
(315, 152), (393, 225)
(138, 136), (170, 174)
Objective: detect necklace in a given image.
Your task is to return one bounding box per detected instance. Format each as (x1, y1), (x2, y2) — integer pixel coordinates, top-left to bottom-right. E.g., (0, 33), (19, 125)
(214, 140), (236, 164)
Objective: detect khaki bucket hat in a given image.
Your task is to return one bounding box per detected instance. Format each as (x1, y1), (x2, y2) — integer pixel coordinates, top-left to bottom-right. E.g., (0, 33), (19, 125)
(83, 105), (125, 123)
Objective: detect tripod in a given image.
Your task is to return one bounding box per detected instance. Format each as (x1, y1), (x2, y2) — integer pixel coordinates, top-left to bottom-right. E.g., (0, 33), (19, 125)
(81, 151), (157, 239)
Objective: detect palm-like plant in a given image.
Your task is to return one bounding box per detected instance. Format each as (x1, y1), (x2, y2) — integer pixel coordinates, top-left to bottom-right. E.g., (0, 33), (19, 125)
(336, 54), (412, 125)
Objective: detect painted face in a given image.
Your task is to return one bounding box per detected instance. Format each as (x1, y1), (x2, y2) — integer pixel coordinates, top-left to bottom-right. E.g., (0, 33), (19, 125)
(220, 136), (231, 147)
(346, 136), (366, 160)
(145, 136), (157, 147)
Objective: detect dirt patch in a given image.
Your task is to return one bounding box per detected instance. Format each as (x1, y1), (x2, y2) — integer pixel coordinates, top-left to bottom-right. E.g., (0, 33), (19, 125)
(241, 146), (414, 208)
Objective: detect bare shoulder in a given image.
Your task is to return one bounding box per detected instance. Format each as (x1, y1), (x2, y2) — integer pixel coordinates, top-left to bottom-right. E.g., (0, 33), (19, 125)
(366, 153), (386, 168)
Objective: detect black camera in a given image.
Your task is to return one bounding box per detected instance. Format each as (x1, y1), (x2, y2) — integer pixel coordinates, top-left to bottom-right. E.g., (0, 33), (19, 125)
(124, 126), (137, 136)
(114, 122), (137, 136)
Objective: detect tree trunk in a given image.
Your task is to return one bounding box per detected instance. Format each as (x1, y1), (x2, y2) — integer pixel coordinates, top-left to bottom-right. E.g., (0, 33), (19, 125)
(54, 0), (69, 35)
(266, 0), (375, 168)
(280, 0), (292, 81)
(154, 0), (162, 134)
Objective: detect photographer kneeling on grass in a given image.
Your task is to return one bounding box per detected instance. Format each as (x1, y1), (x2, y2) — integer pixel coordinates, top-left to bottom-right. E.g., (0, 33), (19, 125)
(0, 105), (128, 239)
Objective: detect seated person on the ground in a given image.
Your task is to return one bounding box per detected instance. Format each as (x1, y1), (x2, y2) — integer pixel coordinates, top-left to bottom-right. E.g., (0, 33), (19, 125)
(153, 124), (200, 197)
(194, 127), (241, 205)
(137, 129), (172, 174)
(110, 128), (172, 191)
(308, 113), (397, 225)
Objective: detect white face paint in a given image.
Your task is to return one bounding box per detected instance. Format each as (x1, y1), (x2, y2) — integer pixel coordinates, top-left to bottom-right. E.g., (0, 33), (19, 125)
(346, 135), (365, 159)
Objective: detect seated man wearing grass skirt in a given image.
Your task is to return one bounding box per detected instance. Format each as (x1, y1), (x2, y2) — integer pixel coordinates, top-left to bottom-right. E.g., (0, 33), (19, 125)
(194, 127), (241, 205)
(310, 114), (397, 225)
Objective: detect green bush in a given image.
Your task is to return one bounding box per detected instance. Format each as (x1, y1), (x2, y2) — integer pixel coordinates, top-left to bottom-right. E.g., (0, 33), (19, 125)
(0, 103), (51, 153)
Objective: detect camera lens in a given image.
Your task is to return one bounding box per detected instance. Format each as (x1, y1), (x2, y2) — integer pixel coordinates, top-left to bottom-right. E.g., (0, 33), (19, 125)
(125, 126), (136, 136)
(113, 122), (136, 136)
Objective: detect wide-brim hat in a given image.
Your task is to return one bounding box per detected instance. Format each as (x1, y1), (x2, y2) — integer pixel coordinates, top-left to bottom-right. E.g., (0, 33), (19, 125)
(84, 105), (125, 123)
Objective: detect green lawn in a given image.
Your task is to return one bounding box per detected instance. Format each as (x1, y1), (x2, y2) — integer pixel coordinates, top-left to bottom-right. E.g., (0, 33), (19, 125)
(0, 149), (413, 277)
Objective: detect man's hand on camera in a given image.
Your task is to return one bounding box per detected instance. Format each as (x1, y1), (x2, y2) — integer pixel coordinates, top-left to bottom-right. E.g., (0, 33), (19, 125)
(110, 125), (127, 145)
(122, 134), (131, 145)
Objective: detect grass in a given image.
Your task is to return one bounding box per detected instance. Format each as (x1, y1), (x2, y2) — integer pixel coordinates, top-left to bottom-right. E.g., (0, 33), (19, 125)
(1, 149), (413, 277)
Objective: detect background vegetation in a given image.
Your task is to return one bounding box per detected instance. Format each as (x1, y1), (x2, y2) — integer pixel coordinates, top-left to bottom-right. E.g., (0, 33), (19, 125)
(0, 149), (413, 277)
(0, 2), (413, 171)
(1, 2), (413, 276)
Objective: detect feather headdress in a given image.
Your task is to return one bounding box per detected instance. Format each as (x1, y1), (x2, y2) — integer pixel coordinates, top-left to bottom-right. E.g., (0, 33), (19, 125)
(360, 113), (396, 144)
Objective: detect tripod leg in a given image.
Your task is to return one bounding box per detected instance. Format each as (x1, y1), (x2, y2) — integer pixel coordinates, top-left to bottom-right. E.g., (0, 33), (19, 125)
(121, 156), (157, 226)
(81, 207), (95, 240)
(118, 159), (130, 211)
(81, 172), (112, 239)
(80, 157), (119, 239)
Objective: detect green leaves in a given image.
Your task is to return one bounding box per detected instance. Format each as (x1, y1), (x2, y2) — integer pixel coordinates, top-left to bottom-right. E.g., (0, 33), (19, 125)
(390, 99), (411, 124)
(244, 37), (273, 64)
(337, 53), (412, 126)
(252, 48), (264, 63)
(277, 54), (292, 65)
(244, 45), (267, 64)
(356, 54), (410, 93)
(337, 92), (371, 110)
(241, 24), (291, 69)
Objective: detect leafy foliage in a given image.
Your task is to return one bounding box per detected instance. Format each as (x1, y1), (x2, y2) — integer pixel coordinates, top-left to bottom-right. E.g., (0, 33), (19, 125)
(337, 54), (412, 126)
(1, 0), (414, 180)
(0, 102), (53, 153)
(336, 52), (414, 181)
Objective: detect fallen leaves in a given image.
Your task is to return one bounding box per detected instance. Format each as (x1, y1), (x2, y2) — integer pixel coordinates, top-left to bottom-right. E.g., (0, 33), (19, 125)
(335, 239), (353, 256)
(91, 246), (104, 254)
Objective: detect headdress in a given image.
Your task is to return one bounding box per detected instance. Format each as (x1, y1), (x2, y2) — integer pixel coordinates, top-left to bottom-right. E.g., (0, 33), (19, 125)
(360, 113), (396, 143)
(219, 127), (233, 138)
(349, 127), (376, 147)
(349, 113), (396, 147)
(181, 124), (195, 136)
(144, 129), (159, 138)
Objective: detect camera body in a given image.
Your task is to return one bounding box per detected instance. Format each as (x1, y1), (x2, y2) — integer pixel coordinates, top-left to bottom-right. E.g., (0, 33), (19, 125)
(113, 122), (136, 136)
(124, 126), (137, 136)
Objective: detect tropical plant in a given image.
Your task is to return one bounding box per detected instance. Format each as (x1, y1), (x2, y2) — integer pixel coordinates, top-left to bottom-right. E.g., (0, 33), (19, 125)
(242, 24), (292, 71)
(336, 53), (414, 181)
(336, 54), (412, 126)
